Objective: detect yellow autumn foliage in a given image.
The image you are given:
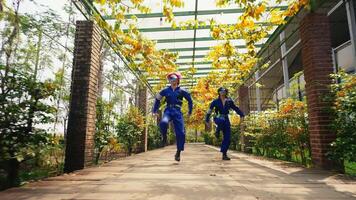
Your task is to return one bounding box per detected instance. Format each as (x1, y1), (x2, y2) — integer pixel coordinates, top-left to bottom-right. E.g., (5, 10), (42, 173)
(92, 0), (309, 129)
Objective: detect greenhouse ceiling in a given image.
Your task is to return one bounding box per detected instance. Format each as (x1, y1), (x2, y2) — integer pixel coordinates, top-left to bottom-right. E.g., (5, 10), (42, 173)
(73, 0), (289, 90)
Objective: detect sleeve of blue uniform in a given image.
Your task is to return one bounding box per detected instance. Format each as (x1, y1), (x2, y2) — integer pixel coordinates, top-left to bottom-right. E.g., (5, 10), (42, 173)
(230, 100), (245, 117)
(183, 90), (193, 115)
(205, 101), (215, 123)
(152, 90), (164, 113)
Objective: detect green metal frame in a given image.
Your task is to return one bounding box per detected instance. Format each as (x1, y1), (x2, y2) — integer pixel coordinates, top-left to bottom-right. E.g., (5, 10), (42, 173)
(156, 34), (271, 43)
(74, 0), (290, 90)
(166, 44), (262, 52)
(176, 61), (212, 65)
(147, 69), (223, 82)
(127, 22), (273, 32)
(179, 55), (205, 59)
(104, 6), (288, 19)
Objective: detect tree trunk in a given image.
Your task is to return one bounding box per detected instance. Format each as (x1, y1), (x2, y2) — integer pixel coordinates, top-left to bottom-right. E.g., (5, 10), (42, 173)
(33, 29), (42, 80)
(6, 158), (20, 188)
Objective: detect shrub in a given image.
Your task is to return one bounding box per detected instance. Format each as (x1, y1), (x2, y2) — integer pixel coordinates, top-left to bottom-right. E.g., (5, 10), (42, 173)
(329, 72), (356, 164)
(115, 106), (144, 155)
(0, 65), (57, 188)
(245, 99), (310, 165)
(147, 120), (162, 150)
(94, 98), (120, 164)
(230, 124), (240, 150)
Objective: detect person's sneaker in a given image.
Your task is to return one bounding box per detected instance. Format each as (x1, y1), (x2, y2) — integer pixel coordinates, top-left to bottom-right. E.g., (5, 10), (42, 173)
(222, 155), (231, 160)
(175, 151), (181, 162)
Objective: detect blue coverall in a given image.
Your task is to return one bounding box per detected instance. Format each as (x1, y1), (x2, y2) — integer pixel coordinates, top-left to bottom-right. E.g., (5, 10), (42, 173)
(153, 86), (193, 151)
(205, 98), (244, 154)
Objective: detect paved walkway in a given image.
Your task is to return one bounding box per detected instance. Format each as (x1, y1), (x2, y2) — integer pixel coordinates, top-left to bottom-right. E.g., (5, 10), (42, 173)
(1, 144), (355, 200)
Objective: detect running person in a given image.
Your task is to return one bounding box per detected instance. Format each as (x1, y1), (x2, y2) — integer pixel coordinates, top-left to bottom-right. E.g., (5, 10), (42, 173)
(205, 87), (244, 160)
(152, 72), (193, 161)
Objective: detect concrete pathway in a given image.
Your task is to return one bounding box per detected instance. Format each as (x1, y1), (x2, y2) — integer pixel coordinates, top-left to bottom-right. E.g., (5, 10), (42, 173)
(1, 144), (355, 200)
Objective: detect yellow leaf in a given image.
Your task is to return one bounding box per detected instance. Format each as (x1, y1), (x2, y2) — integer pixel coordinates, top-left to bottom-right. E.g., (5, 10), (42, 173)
(96, 0), (106, 5)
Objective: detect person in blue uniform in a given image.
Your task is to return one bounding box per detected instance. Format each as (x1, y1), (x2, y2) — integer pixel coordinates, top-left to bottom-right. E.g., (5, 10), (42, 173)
(152, 72), (193, 162)
(205, 87), (244, 160)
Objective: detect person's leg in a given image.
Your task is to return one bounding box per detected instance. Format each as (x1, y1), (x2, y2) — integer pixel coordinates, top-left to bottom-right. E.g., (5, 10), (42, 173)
(172, 110), (185, 161)
(213, 117), (221, 138)
(221, 121), (231, 160)
(159, 110), (171, 146)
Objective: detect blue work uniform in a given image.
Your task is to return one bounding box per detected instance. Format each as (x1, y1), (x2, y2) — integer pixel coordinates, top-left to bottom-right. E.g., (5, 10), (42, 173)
(153, 86), (193, 151)
(205, 98), (244, 154)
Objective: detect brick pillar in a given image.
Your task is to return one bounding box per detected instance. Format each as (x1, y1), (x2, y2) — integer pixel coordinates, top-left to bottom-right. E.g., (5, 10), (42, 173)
(137, 83), (148, 152)
(238, 85), (250, 115)
(238, 85), (251, 153)
(64, 21), (101, 172)
(300, 13), (338, 169)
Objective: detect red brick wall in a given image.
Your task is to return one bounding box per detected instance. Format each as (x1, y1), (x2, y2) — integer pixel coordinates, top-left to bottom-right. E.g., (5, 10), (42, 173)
(238, 85), (250, 115)
(64, 21), (102, 172)
(238, 85), (251, 153)
(300, 13), (337, 169)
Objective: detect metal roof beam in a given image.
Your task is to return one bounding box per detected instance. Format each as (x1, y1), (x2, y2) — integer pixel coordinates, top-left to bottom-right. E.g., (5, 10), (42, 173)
(166, 44), (262, 52)
(178, 55), (206, 59)
(156, 34), (271, 43)
(135, 54), (206, 61)
(148, 70), (222, 82)
(103, 6), (288, 19)
(125, 22), (272, 32)
(176, 61), (212, 65)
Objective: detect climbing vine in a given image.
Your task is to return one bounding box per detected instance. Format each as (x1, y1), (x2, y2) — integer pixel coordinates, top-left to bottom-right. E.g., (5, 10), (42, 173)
(91, 0), (309, 129)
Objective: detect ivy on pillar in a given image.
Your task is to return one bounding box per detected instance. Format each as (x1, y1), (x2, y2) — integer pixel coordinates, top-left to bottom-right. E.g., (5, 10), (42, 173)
(136, 82), (148, 152)
(238, 85), (251, 153)
(300, 13), (340, 169)
(64, 21), (102, 173)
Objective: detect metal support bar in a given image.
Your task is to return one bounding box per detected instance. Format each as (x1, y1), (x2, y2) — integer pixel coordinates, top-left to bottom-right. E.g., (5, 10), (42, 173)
(191, 0), (199, 89)
(156, 34), (271, 43)
(103, 6), (288, 19)
(176, 61), (211, 65)
(248, 58), (281, 88)
(280, 31), (290, 97)
(255, 71), (261, 112)
(328, 0), (344, 16)
(346, 0), (356, 72)
(166, 44), (262, 52)
(179, 55), (205, 59)
(282, 39), (301, 58)
(125, 22), (272, 32)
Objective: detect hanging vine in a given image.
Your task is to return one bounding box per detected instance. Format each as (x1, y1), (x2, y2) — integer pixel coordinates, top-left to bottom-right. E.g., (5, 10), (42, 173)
(91, 0), (309, 129)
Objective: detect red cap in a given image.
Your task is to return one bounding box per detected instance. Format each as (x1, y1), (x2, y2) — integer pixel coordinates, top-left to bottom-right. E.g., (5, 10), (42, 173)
(167, 72), (182, 79)
(167, 72), (182, 85)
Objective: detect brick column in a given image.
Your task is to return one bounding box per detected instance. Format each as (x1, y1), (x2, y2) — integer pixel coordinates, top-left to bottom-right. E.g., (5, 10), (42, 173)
(137, 83), (148, 152)
(238, 85), (251, 153)
(300, 13), (338, 169)
(64, 21), (101, 172)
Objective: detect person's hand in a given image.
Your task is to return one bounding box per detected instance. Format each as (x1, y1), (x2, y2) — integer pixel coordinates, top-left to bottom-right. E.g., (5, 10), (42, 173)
(153, 112), (159, 118)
